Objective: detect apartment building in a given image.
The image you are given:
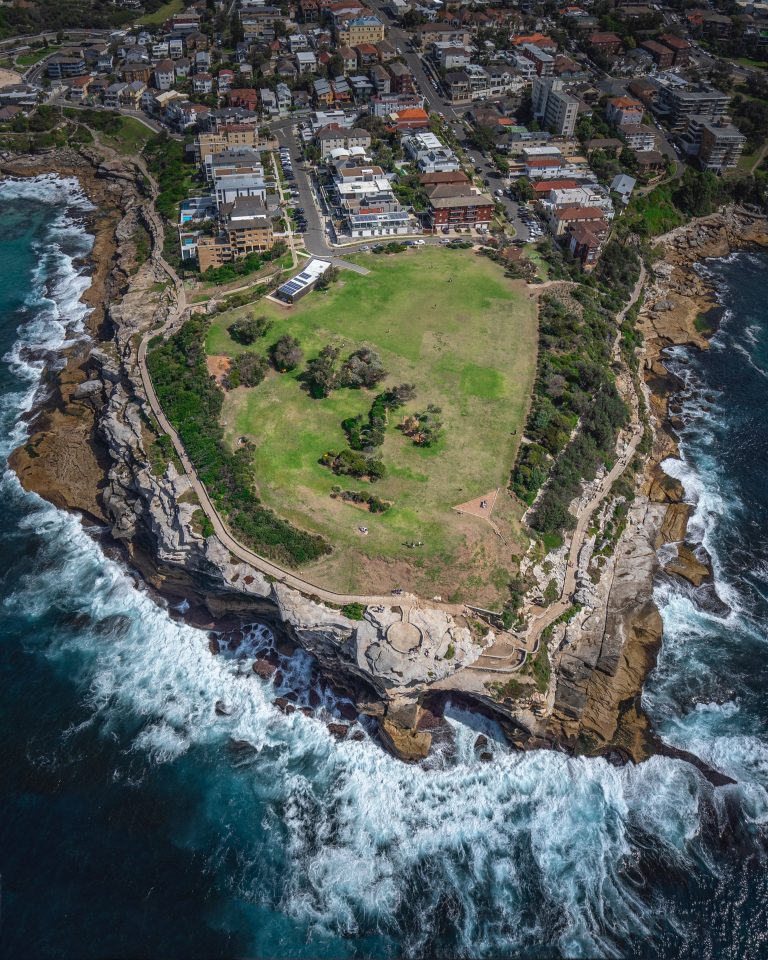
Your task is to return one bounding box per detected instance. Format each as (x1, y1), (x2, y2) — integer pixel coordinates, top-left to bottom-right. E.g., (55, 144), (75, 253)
(424, 184), (494, 229)
(337, 15), (386, 46)
(655, 83), (730, 131)
(214, 172), (267, 207)
(315, 124), (371, 158)
(531, 77), (579, 136)
(697, 120), (746, 171)
(197, 197), (274, 272)
(520, 43), (555, 77)
(403, 131), (460, 173)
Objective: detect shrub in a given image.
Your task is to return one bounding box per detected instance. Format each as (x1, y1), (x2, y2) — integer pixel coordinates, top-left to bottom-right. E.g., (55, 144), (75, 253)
(341, 602), (366, 620)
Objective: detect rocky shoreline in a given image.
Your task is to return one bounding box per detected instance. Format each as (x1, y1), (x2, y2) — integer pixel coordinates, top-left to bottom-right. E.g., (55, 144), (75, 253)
(4, 145), (760, 775)
(556, 206), (768, 770)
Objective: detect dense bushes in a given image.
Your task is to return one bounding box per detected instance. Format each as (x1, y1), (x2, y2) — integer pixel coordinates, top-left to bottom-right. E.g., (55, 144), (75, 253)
(320, 449), (386, 482)
(342, 383), (416, 451)
(398, 405), (444, 447)
(143, 135), (193, 223)
(331, 488), (391, 513)
(512, 286), (631, 536)
(147, 317), (330, 566)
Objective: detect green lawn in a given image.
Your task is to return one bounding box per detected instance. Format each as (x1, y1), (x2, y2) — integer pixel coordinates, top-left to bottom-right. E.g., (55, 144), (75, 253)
(137, 0), (184, 25)
(101, 116), (153, 155)
(15, 45), (59, 67)
(206, 248), (538, 601)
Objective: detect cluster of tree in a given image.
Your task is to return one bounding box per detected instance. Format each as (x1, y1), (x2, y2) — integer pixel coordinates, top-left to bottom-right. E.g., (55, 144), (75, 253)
(330, 488), (391, 513)
(319, 449), (386, 483)
(228, 314), (273, 345)
(730, 94), (768, 154)
(0, 0), (146, 38)
(147, 316), (329, 567)
(342, 383), (417, 451)
(398, 405), (444, 447)
(223, 352), (268, 390)
(303, 346), (387, 399)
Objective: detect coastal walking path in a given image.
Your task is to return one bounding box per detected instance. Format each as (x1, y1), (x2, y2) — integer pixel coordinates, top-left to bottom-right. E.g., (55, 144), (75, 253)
(467, 264), (648, 676)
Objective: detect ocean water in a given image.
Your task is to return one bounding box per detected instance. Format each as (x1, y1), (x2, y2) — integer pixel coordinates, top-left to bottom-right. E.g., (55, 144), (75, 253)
(1, 180), (767, 960)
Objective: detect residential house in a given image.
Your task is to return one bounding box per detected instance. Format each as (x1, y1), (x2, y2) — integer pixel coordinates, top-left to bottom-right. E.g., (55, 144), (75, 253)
(154, 59), (176, 91)
(67, 76), (92, 102)
(371, 63), (391, 95)
(403, 131), (460, 173)
(193, 73), (214, 95)
(605, 95), (644, 127)
(620, 123), (657, 151)
(229, 88), (260, 111)
(387, 60), (414, 94)
(119, 81), (147, 110)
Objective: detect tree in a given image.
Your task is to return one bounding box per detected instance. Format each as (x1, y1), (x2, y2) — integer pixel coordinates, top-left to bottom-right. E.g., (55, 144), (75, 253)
(338, 347), (387, 389)
(314, 265), (339, 291)
(270, 334), (303, 371)
(303, 344), (340, 397)
(228, 314), (273, 345)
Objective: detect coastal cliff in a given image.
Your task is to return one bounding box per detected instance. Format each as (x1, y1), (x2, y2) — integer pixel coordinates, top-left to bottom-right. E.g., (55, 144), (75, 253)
(6, 144), (761, 771)
(542, 207), (768, 765)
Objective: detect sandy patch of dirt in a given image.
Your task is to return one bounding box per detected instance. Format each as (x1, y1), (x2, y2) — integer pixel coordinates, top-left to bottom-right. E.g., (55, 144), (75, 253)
(0, 68), (23, 86)
(453, 488), (498, 521)
(206, 354), (231, 383)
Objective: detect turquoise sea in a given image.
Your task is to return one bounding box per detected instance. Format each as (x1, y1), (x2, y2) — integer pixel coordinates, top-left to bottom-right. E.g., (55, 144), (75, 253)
(0, 178), (767, 959)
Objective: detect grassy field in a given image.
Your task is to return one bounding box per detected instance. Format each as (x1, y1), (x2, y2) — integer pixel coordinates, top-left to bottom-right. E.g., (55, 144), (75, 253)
(137, 0), (184, 25)
(206, 248), (538, 602)
(100, 116), (153, 155)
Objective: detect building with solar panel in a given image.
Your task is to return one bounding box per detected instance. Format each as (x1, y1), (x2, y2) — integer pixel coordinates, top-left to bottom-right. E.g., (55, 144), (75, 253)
(275, 259), (332, 303)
